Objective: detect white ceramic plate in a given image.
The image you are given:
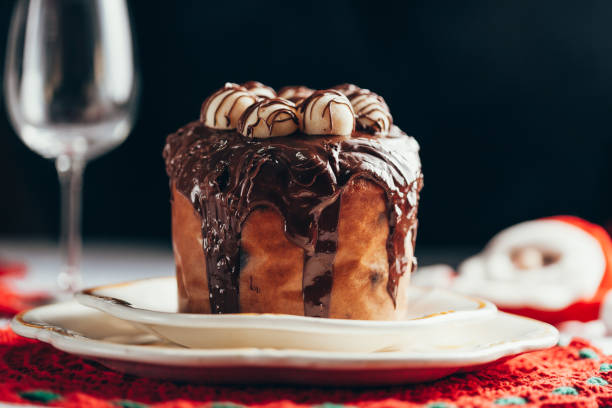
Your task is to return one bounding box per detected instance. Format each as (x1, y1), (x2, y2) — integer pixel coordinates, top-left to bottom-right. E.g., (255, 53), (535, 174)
(75, 277), (498, 351)
(12, 301), (558, 385)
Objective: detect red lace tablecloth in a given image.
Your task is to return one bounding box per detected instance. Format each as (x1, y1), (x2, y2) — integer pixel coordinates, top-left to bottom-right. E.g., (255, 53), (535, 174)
(2, 264), (612, 407)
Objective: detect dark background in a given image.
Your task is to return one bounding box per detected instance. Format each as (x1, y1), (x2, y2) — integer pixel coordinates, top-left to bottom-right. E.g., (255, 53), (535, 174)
(1, 0), (611, 248)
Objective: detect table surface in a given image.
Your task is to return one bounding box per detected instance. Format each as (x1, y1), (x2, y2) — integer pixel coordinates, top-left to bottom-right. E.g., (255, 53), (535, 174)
(0, 239), (175, 293)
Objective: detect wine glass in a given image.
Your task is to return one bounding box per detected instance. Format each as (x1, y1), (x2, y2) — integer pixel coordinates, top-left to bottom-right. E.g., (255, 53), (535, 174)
(4, 0), (139, 294)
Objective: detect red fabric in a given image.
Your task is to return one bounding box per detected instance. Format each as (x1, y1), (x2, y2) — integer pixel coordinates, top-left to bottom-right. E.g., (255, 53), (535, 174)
(0, 261), (48, 316)
(0, 330), (611, 407)
(501, 216), (612, 324)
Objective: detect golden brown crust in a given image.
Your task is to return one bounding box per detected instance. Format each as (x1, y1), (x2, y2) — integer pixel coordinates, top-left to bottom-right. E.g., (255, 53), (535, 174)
(172, 178), (411, 319)
(239, 209), (305, 315)
(172, 185), (210, 313)
(331, 178), (409, 320)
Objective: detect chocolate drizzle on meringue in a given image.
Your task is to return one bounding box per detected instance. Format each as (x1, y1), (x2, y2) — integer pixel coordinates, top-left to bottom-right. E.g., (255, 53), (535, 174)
(200, 83), (257, 129)
(299, 89), (355, 135)
(348, 90), (393, 134)
(277, 85), (315, 104)
(163, 123), (423, 316)
(238, 98), (299, 139)
(332, 83), (362, 96)
(241, 81), (276, 99)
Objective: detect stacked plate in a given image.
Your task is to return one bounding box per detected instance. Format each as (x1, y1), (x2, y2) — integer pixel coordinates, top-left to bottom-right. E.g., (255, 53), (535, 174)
(11, 276), (558, 385)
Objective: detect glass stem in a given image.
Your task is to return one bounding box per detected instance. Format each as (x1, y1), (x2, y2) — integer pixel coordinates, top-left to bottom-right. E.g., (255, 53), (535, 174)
(55, 154), (85, 294)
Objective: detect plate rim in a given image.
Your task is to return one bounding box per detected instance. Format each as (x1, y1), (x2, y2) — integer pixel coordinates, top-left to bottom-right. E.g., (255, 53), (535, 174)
(11, 300), (559, 370)
(75, 276), (498, 332)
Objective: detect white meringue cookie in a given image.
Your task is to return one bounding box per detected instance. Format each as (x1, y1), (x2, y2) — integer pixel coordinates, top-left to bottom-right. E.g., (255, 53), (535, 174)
(348, 90), (392, 134)
(332, 83), (361, 96)
(241, 81), (276, 99)
(277, 86), (314, 104)
(200, 83), (257, 129)
(238, 98), (299, 138)
(299, 90), (355, 136)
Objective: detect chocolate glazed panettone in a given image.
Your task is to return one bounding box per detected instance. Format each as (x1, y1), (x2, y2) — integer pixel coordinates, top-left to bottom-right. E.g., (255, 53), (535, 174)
(163, 82), (423, 320)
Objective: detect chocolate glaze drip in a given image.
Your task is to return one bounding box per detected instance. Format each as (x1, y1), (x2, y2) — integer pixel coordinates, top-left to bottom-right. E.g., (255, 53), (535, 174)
(163, 123), (422, 316)
(303, 196), (340, 316)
